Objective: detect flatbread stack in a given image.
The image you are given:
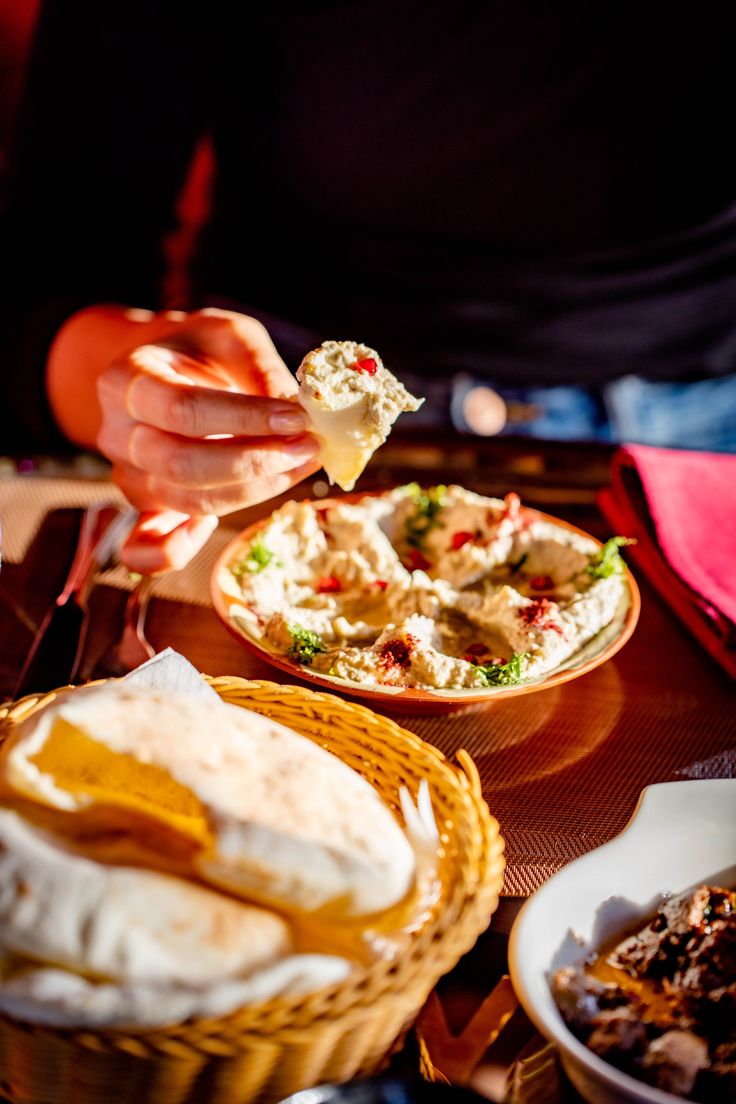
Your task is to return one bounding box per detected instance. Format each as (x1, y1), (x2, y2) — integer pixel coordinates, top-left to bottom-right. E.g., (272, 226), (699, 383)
(297, 340), (424, 491)
(0, 684), (418, 1028)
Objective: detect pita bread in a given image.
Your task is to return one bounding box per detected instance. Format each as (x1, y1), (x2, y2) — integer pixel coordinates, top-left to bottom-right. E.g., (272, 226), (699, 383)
(297, 340), (423, 490)
(0, 685), (415, 917)
(0, 808), (290, 986)
(0, 953), (351, 1029)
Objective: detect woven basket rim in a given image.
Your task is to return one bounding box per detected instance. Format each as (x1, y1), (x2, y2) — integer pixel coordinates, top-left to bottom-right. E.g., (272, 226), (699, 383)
(0, 676), (505, 1057)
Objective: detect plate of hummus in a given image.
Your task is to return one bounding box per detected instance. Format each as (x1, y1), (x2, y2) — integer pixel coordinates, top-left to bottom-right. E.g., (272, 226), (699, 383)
(211, 484), (640, 712)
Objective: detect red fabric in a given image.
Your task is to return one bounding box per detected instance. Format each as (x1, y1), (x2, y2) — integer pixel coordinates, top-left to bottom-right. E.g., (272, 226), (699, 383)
(600, 444), (736, 678)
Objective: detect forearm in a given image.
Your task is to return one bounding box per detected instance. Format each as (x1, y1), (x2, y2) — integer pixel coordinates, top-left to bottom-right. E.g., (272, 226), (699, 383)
(46, 305), (189, 449)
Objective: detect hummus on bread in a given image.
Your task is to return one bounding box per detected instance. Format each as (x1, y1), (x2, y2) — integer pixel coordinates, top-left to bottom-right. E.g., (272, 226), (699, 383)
(221, 484), (632, 691)
(297, 340), (423, 490)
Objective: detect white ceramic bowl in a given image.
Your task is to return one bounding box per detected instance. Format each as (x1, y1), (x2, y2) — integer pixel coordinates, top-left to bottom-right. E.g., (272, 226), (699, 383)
(508, 779), (736, 1104)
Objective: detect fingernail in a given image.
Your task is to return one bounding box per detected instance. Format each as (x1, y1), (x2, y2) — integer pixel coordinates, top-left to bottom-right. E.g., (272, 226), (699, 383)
(187, 514), (219, 535)
(287, 436), (320, 459)
(269, 410), (307, 434)
(137, 509), (189, 536)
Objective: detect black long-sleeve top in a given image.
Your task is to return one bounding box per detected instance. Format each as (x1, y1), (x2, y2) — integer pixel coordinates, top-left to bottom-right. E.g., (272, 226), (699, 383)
(4, 0), (736, 451)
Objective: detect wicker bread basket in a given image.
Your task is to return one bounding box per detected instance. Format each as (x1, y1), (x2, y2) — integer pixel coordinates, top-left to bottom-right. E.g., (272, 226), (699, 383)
(0, 677), (505, 1104)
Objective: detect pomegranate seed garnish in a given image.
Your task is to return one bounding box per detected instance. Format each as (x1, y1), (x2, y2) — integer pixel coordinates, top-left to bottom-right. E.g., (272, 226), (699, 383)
(404, 548), (431, 571)
(351, 357), (378, 375)
(451, 530), (475, 551)
(373, 579), (389, 591)
(529, 574), (554, 590)
(315, 575), (341, 593)
(464, 642), (489, 657)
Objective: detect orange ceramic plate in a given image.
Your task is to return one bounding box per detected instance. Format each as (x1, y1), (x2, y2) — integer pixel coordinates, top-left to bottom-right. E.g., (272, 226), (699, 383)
(210, 497), (640, 714)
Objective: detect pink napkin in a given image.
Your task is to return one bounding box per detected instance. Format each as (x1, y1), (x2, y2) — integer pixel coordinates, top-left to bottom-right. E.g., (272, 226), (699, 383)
(599, 444), (736, 678)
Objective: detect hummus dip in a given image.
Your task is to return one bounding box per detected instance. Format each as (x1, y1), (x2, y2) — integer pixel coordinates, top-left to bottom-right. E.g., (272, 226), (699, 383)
(220, 484), (631, 691)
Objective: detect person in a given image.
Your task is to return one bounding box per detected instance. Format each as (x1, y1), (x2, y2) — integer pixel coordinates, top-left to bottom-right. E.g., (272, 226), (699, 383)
(3, 1), (736, 571)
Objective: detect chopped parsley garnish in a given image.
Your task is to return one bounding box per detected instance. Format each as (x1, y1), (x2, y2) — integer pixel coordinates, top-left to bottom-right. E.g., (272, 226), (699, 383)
(587, 536), (636, 579)
(231, 539), (280, 579)
(473, 652), (529, 687)
(287, 623), (327, 665)
(403, 483), (448, 549)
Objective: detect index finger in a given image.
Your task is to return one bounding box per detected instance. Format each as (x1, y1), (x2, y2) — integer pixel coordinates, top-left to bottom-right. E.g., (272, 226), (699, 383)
(99, 358), (309, 439)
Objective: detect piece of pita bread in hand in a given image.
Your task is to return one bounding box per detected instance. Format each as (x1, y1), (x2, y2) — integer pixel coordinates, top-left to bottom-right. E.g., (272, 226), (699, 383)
(297, 340), (424, 491)
(0, 808), (291, 986)
(0, 685), (416, 918)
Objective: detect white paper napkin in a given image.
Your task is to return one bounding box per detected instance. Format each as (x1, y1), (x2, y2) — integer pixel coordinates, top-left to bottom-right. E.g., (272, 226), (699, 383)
(122, 647), (221, 702)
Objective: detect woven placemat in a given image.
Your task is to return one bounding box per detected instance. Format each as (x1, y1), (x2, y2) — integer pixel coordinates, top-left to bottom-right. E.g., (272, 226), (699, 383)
(0, 474), (232, 606)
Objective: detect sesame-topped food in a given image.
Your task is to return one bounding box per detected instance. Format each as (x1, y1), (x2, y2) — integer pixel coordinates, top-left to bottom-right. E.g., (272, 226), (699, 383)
(296, 340), (424, 491)
(220, 484), (633, 692)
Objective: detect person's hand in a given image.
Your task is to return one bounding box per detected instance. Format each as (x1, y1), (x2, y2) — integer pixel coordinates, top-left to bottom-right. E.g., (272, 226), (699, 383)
(47, 306), (320, 572)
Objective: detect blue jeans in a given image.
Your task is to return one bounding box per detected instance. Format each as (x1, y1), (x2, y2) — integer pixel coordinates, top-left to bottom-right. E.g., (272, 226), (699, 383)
(445, 373), (736, 453)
